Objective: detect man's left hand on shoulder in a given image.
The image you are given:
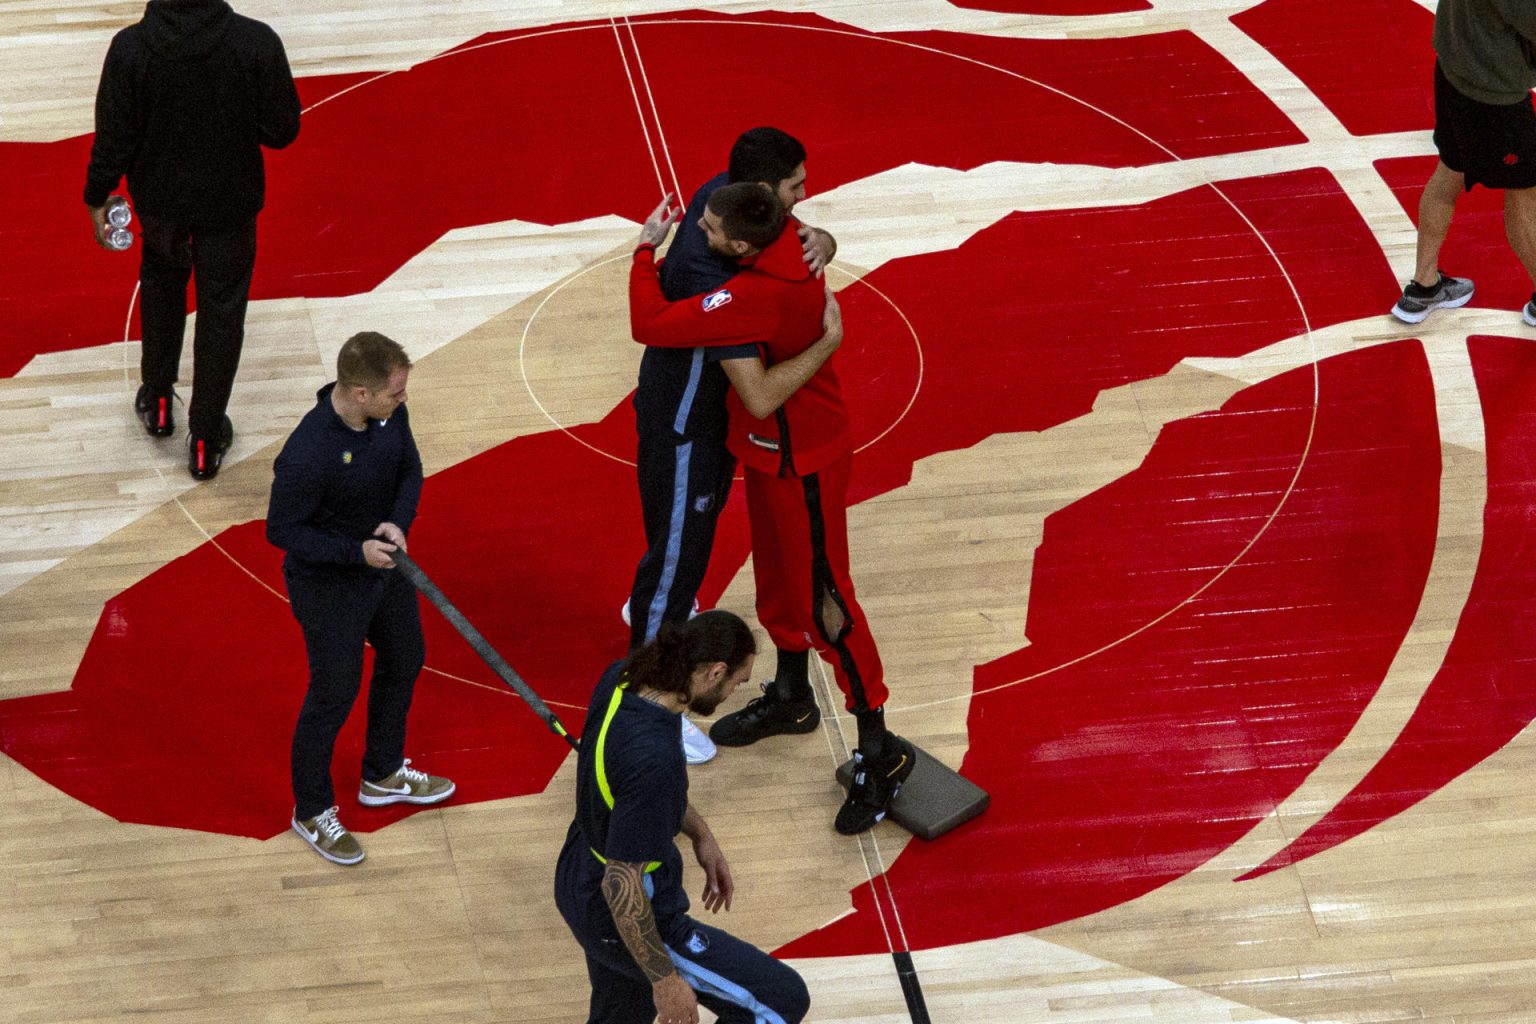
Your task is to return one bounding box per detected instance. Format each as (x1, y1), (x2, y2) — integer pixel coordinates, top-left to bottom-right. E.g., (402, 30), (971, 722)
(799, 225), (836, 276)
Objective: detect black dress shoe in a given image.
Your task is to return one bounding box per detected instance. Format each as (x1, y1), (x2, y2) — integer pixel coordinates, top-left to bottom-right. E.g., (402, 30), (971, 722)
(188, 416), (234, 480)
(134, 384), (175, 437)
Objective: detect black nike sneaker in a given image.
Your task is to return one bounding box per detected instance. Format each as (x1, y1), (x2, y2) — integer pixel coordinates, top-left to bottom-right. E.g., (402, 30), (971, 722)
(835, 735), (916, 836)
(708, 682), (820, 747)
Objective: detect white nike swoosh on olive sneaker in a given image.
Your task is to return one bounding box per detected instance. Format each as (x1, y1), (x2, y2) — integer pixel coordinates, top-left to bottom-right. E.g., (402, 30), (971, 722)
(291, 817), (365, 865)
(365, 780), (412, 795)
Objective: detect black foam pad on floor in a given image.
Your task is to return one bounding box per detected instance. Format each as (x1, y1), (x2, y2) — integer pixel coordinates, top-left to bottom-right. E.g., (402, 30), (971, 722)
(836, 743), (989, 841)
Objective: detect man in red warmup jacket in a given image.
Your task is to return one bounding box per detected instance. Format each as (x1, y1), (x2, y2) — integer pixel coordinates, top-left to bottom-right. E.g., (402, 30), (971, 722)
(630, 183), (915, 835)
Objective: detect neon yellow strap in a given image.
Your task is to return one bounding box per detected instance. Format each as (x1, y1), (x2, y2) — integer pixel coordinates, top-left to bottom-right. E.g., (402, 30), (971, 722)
(589, 847), (661, 872)
(591, 681), (660, 873)
(594, 683), (626, 811)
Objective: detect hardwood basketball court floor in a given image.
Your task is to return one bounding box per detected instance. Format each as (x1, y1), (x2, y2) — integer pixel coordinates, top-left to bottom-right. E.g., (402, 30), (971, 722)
(4, 1), (1535, 1021)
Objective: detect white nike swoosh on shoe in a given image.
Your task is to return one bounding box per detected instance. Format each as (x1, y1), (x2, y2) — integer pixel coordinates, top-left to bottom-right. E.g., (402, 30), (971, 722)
(293, 820), (364, 865)
(794, 712), (813, 724)
(366, 782), (412, 795)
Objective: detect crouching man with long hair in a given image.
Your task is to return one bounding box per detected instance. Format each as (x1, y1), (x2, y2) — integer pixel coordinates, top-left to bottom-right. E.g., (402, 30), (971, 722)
(555, 611), (810, 1024)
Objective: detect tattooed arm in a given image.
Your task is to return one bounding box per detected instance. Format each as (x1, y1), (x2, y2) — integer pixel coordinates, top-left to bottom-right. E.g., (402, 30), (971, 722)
(602, 861), (699, 1023)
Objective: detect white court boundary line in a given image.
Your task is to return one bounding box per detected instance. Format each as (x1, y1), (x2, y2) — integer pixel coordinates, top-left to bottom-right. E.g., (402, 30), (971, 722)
(623, 17), (686, 201)
(609, 19), (670, 199)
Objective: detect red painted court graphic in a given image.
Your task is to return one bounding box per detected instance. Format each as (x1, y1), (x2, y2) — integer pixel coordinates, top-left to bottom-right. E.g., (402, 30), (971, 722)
(1242, 335), (1536, 879)
(782, 341), (1443, 955)
(1231, 0), (1435, 138)
(5, 4), (1536, 962)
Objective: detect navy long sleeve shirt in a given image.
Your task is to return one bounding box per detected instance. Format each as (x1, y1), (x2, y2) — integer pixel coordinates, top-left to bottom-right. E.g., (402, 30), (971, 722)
(267, 384), (423, 569)
(633, 172), (755, 442)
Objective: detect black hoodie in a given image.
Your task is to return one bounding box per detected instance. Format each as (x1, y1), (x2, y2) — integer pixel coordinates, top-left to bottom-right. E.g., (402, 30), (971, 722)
(83, 0), (301, 226)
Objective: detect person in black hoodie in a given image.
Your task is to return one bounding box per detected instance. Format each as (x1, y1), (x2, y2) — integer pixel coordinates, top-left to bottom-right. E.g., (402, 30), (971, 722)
(84, 0), (301, 480)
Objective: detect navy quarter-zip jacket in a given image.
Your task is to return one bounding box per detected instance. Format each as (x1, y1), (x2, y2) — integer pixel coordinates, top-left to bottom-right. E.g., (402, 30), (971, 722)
(267, 383), (423, 569)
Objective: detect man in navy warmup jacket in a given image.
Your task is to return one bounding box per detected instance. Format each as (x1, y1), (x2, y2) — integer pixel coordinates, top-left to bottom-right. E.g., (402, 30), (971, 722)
(267, 332), (454, 865)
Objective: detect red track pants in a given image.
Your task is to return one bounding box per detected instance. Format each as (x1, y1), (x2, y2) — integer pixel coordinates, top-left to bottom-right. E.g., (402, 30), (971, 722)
(743, 454), (888, 712)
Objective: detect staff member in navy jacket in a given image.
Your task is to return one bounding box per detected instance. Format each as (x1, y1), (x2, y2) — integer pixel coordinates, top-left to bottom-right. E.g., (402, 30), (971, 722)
(267, 331), (454, 866)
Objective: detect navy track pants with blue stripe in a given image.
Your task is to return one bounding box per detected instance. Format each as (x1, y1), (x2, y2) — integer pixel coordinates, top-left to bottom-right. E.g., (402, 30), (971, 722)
(555, 847), (808, 1024)
(627, 428), (735, 650)
(573, 915), (809, 1024)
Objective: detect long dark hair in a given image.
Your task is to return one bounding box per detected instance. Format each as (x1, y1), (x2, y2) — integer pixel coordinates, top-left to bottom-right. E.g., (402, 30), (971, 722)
(624, 610), (756, 702)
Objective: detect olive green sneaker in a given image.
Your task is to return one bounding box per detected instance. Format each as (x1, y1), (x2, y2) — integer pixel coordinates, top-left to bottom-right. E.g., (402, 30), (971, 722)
(358, 759), (456, 807)
(291, 806), (365, 865)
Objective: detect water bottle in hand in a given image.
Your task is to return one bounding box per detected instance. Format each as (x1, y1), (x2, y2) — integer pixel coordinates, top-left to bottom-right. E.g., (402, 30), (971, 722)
(105, 196), (133, 251)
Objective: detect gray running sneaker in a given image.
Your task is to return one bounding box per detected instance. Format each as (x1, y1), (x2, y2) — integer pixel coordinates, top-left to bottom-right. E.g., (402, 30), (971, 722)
(1524, 293), (1536, 328)
(358, 758), (455, 806)
(292, 806), (365, 865)
(1391, 274), (1473, 324)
